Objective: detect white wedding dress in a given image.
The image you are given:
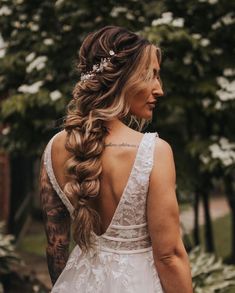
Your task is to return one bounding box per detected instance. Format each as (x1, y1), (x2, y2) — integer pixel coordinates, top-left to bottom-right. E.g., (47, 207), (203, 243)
(43, 131), (164, 293)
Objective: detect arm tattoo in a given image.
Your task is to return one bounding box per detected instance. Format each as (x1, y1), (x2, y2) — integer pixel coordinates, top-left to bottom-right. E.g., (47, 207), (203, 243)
(39, 152), (71, 286)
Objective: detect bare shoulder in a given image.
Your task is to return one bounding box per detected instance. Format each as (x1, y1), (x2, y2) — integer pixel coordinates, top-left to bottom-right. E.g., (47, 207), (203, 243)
(50, 130), (72, 185)
(150, 137), (176, 183)
(52, 130), (71, 160)
(148, 136), (176, 207)
(153, 137), (174, 161)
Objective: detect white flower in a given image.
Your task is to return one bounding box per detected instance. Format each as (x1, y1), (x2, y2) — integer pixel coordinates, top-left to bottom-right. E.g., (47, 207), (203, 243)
(172, 18), (184, 28)
(214, 101), (222, 110)
(223, 68), (235, 77)
(208, 0), (218, 4)
(216, 90), (235, 101)
(208, 138), (235, 167)
(216, 76), (235, 101)
(50, 90), (62, 101)
(152, 12), (173, 26)
(13, 21), (21, 28)
(183, 53), (192, 65)
(2, 126), (10, 135)
(0, 6), (12, 16)
(216, 76), (228, 88)
(62, 25), (72, 31)
(94, 16), (102, 23)
(213, 48), (223, 55)
(200, 38), (210, 47)
(192, 33), (202, 40)
(33, 14), (40, 22)
(202, 98), (211, 108)
(19, 14), (27, 21)
(28, 22), (39, 31)
(221, 13), (235, 25)
(126, 12), (134, 20)
(25, 52), (36, 63)
(26, 56), (47, 73)
(55, 0), (64, 7)
(18, 81), (44, 94)
(138, 16), (145, 22)
(212, 21), (221, 30)
(43, 38), (54, 46)
(200, 154), (210, 164)
(0, 35), (7, 58)
(110, 7), (128, 18)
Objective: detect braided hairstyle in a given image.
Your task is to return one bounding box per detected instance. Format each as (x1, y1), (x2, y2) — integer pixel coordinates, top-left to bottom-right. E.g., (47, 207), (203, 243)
(63, 25), (161, 253)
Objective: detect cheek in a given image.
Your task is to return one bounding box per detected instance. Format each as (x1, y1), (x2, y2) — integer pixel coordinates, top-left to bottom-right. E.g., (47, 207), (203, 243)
(134, 88), (151, 103)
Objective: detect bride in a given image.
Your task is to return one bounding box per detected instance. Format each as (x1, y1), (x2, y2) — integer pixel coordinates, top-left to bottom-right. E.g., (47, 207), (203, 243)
(39, 25), (193, 292)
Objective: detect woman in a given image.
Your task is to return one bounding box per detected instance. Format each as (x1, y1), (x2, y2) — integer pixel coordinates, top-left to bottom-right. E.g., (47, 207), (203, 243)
(39, 25), (193, 292)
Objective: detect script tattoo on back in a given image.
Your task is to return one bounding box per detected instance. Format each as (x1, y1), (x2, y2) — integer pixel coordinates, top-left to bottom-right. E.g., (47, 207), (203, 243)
(39, 152), (71, 285)
(104, 143), (139, 148)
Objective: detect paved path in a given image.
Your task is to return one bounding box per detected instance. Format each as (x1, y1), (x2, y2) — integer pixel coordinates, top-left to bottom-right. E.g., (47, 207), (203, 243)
(180, 196), (230, 233)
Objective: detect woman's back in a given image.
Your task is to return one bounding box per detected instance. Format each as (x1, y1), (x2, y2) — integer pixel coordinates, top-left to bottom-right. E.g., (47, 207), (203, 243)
(42, 129), (164, 292)
(49, 127), (154, 234)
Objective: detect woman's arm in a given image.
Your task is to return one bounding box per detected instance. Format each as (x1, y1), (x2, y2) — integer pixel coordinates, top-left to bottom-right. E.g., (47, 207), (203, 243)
(147, 138), (193, 293)
(39, 152), (71, 286)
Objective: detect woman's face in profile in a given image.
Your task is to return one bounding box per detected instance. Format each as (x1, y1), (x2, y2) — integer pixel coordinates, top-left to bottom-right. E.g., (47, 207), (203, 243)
(128, 47), (164, 120)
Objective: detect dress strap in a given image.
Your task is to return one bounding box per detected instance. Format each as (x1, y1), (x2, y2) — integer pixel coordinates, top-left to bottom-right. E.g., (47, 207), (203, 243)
(43, 133), (75, 219)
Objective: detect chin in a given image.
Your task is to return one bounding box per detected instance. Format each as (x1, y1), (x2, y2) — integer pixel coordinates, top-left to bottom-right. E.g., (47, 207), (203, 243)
(130, 110), (153, 120)
(137, 113), (153, 120)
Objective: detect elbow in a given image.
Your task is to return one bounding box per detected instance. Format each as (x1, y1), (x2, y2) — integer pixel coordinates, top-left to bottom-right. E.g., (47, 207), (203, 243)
(154, 242), (188, 267)
(156, 252), (184, 267)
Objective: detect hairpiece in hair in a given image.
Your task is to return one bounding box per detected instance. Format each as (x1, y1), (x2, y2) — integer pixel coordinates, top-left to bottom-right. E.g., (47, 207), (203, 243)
(80, 50), (115, 82)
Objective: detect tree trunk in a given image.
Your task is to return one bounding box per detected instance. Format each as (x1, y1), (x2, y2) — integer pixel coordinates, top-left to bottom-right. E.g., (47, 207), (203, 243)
(193, 191), (200, 246)
(224, 173), (235, 263)
(201, 190), (214, 252)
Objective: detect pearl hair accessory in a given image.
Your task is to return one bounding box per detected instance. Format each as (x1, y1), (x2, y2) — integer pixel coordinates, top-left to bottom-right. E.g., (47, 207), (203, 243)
(80, 50), (115, 82)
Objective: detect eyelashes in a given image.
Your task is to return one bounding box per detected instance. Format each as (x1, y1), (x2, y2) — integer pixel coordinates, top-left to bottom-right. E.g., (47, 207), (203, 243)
(153, 68), (161, 80)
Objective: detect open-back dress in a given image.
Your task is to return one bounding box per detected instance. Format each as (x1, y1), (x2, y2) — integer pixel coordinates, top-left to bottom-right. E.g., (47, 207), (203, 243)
(43, 131), (164, 293)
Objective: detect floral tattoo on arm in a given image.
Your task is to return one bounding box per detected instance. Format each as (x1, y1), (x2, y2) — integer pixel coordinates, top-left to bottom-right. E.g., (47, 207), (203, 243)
(39, 152), (71, 285)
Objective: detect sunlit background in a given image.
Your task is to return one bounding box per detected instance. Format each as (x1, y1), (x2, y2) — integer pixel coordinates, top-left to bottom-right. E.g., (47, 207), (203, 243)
(0, 0), (235, 292)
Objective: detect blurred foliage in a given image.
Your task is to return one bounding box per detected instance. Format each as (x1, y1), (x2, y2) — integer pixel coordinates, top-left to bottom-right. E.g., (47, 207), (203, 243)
(0, 222), (20, 277)
(0, 0), (235, 254)
(142, 0), (235, 195)
(0, 221), (48, 292)
(0, 0), (234, 191)
(189, 246), (235, 293)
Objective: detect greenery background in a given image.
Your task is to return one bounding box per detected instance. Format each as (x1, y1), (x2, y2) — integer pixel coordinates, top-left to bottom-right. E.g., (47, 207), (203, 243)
(0, 0), (235, 292)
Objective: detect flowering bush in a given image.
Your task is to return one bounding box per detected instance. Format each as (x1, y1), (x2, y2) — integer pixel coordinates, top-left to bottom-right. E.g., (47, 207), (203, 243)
(189, 246), (235, 293)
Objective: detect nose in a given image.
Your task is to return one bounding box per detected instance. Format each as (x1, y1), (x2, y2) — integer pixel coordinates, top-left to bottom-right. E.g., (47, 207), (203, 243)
(152, 84), (164, 99)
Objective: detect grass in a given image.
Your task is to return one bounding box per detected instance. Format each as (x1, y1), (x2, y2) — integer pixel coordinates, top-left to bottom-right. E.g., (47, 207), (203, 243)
(187, 213), (232, 260)
(179, 202), (191, 212)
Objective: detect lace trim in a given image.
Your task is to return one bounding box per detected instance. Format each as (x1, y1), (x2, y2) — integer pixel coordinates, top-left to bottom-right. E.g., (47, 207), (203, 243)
(98, 246), (153, 254)
(111, 222), (147, 229)
(101, 234), (149, 242)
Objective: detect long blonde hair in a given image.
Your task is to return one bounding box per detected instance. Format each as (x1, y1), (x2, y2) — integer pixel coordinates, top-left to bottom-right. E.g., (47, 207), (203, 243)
(63, 25), (161, 253)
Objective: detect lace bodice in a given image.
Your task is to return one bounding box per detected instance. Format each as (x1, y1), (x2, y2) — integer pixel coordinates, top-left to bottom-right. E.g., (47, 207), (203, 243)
(43, 131), (159, 255)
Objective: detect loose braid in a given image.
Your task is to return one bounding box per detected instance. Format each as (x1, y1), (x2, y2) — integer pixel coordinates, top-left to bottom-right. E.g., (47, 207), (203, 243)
(62, 26), (161, 253)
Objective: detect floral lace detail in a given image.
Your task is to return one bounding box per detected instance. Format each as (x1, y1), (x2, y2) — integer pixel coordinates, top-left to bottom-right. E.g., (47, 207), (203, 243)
(52, 246), (164, 293)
